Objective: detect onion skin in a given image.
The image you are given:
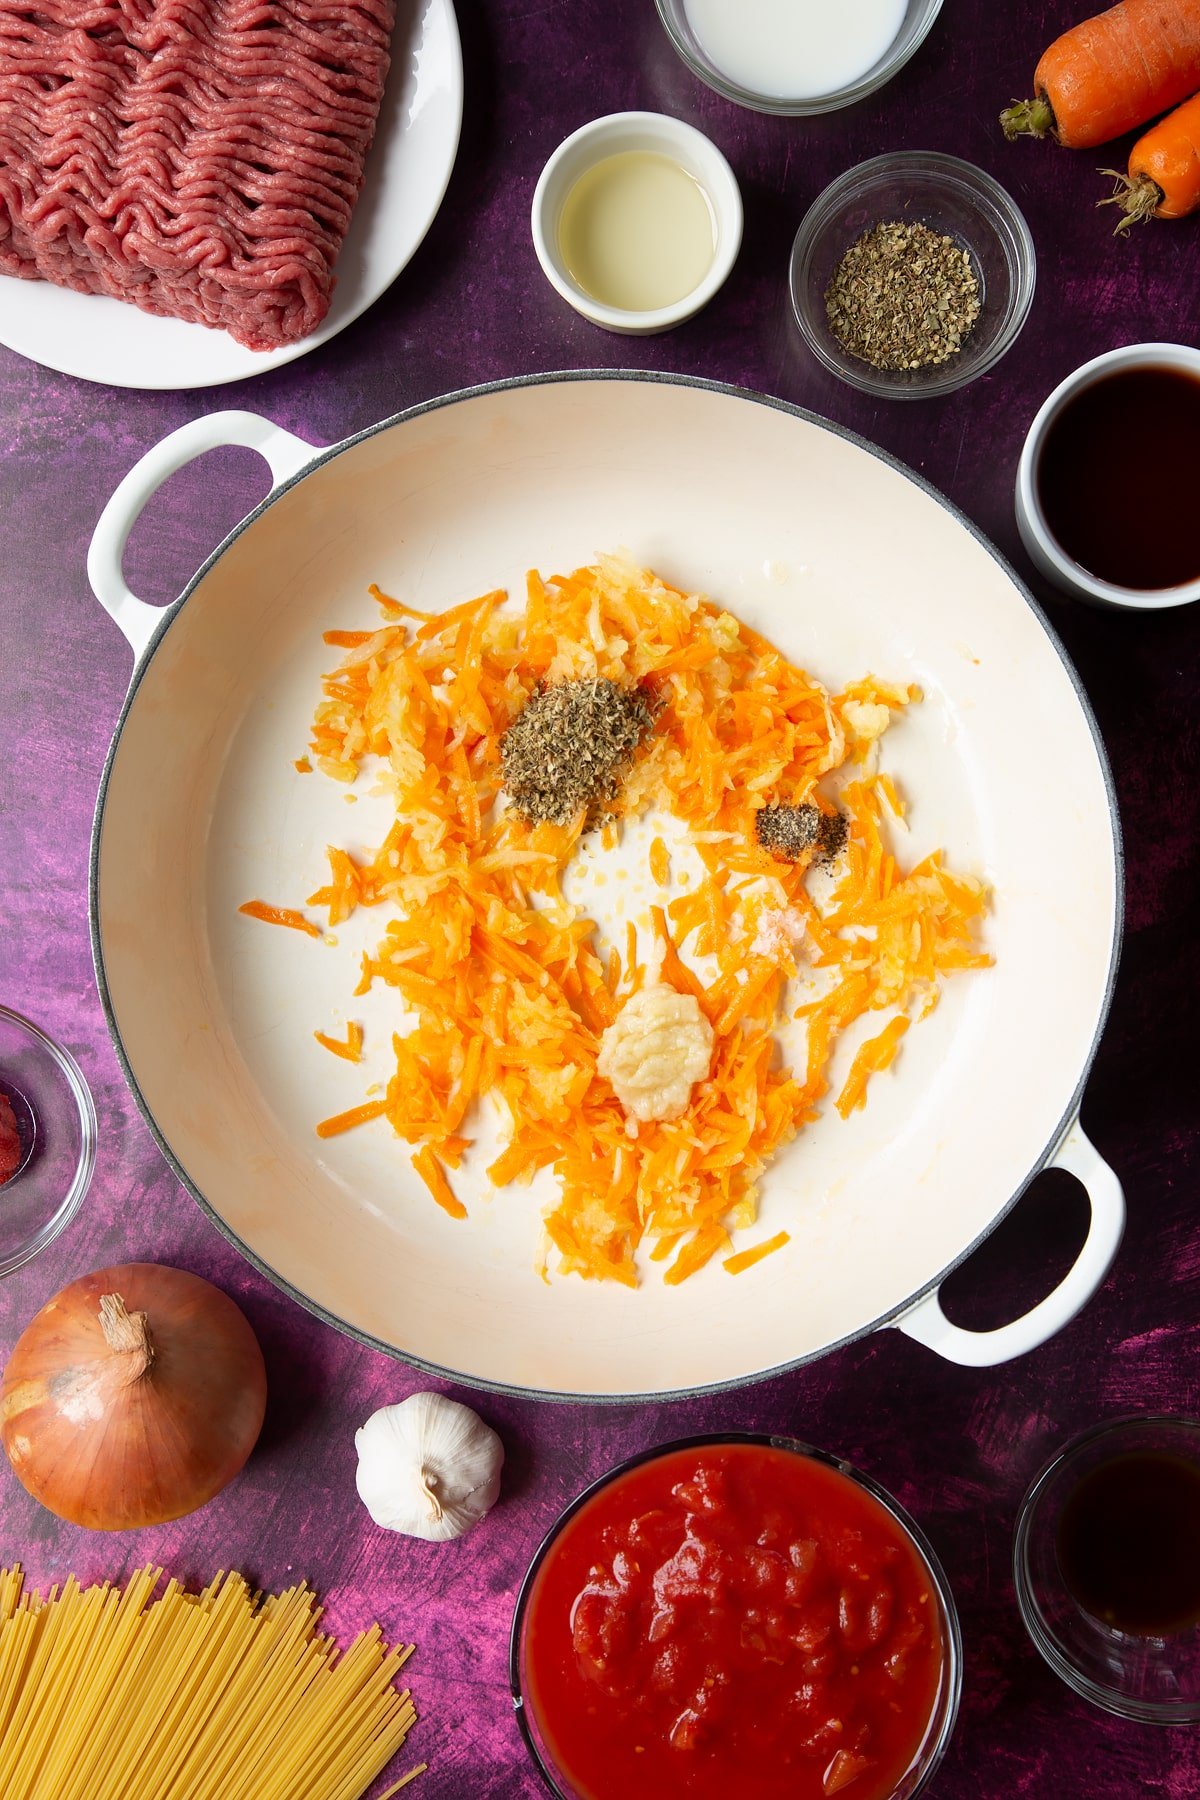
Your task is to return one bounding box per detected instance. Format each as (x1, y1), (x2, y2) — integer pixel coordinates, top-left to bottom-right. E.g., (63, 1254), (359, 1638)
(0, 1263), (267, 1531)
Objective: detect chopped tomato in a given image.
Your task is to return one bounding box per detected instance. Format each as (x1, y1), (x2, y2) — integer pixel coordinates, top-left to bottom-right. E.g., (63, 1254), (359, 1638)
(0, 1091), (22, 1185)
(521, 1444), (946, 1800)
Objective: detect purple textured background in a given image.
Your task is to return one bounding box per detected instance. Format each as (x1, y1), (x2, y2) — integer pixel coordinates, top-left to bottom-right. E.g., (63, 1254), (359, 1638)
(2, 1), (1198, 1793)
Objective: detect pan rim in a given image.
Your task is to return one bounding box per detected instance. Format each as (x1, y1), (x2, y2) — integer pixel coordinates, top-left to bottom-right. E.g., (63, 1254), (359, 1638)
(88, 367), (1125, 1402)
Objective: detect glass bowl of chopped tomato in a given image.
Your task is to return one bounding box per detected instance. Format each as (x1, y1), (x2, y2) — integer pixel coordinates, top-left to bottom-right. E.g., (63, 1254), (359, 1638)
(0, 1005), (96, 1276)
(511, 1433), (961, 1800)
(790, 151), (1036, 400)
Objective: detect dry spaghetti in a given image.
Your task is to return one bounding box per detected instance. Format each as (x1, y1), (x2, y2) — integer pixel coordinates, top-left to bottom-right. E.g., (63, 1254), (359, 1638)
(0, 1566), (423, 1800)
(248, 556), (991, 1287)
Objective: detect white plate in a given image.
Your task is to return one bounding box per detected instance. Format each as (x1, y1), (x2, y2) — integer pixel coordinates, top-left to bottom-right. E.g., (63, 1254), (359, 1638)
(89, 377), (1124, 1398)
(0, 0), (462, 390)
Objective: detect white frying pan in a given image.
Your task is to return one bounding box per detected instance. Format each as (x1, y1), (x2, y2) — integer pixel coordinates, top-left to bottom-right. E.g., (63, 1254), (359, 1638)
(87, 375), (1124, 1400)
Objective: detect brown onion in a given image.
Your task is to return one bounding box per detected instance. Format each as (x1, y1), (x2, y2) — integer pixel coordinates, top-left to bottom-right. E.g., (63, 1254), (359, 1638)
(0, 1262), (267, 1530)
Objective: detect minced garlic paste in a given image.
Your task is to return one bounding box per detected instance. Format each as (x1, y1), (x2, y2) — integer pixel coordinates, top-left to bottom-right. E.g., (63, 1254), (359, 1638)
(597, 982), (714, 1124)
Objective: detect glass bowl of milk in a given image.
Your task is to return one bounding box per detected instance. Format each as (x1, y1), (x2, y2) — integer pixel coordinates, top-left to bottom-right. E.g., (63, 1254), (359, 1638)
(655, 0), (942, 115)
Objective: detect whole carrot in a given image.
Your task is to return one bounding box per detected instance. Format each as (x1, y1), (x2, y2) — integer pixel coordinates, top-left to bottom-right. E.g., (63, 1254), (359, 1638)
(1002, 0), (1200, 146)
(1101, 89), (1200, 225)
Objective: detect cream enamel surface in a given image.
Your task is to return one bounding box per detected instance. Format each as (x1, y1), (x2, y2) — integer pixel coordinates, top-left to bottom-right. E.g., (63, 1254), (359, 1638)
(682, 0), (907, 99)
(94, 379), (1119, 1397)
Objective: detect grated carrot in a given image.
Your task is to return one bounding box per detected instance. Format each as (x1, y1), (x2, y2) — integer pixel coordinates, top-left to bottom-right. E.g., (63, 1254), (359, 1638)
(723, 1230), (791, 1275)
(367, 582), (435, 620)
(314, 1021), (363, 1063)
(290, 557), (990, 1285)
(664, 1223), (730, 1286)
(835, 1015), (911, 1118)
(650, 906), (714, 1016)
(239, 900), (321, 939)
(315, 1099), (389, 1138)
(412, 1146), (468, 1220)
(649, 836), (670, 888)
(294, 757), (312, 774)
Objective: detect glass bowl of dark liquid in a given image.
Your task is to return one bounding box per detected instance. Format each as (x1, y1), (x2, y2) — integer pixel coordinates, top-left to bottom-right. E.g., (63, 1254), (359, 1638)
(0, 1005), (96, 1276)
(1014, 1416), (1200, 1722)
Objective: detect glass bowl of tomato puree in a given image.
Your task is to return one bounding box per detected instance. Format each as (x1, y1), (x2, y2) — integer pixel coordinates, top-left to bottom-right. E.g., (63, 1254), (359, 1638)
(511, 1435), (961, 1800)
(0, 1005), (96, 1277)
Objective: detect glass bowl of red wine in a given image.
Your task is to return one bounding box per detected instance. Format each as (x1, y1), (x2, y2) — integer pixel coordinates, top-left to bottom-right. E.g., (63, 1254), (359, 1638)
(0, 1005), (96, 1276)
(1014, 1415), (1200, 1723)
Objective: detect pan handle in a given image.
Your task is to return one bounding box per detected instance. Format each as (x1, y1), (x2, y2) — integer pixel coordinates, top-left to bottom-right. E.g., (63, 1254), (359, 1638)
(87, 411), (318, 661)
(893, 1121), (1124, 1367)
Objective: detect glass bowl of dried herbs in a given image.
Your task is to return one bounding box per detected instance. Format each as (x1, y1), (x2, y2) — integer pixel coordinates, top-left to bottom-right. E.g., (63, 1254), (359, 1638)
(790, 151), (1036, 399)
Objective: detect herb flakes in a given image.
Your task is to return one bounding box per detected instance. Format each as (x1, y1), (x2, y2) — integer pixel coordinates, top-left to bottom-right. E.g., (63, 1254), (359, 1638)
(825, 220), (981, 373)
(501, 677), (656, 828)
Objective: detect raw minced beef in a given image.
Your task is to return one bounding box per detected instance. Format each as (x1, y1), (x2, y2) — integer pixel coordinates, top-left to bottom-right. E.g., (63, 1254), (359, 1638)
(0, 0), (395, 349)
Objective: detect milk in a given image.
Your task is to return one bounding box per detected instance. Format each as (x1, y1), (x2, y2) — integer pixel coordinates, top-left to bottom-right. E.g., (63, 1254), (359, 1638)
(682, 0), (909, 101)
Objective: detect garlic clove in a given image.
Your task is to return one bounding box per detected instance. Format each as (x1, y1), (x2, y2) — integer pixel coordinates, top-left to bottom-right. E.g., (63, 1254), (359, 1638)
(354, 1392), (504, 1542)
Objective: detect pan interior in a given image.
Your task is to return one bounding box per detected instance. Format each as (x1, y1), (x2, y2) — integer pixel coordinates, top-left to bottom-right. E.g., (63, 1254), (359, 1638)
(95, 379), (1118, 1395)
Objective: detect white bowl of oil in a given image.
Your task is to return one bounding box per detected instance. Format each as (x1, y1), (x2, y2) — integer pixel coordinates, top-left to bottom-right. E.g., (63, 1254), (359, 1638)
(531, 111), (742, 334)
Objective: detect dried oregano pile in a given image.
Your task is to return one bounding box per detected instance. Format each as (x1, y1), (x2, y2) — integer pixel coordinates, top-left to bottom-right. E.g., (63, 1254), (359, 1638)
(500, 677), (657, 827)
(825, 220), (981, 372)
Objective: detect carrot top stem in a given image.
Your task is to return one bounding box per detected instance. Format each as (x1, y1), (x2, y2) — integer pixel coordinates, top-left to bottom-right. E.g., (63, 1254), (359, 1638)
(1000, 94), (1057, 140)
(1098, 168), (1165, 232)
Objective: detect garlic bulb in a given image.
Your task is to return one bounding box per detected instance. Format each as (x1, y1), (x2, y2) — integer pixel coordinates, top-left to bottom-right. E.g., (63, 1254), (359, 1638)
(354, 1392), (503, 1542)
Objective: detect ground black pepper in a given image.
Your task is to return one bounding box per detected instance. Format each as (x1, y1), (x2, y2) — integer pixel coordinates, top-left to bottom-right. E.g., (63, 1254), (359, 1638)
(755, 803), (847, 864)
(825, 220), (981, 373)
(816, 810), (848, 859)
(756, 804), (818, 860)
(500, 677), (657, 828)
